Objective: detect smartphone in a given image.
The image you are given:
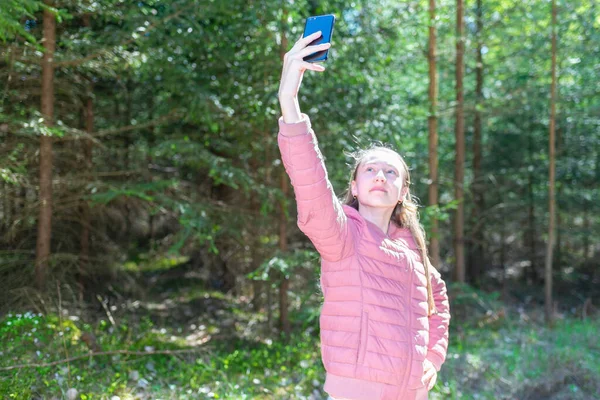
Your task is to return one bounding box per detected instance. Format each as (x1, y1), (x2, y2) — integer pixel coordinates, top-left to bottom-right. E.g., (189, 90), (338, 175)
(302, 14), (336, 62)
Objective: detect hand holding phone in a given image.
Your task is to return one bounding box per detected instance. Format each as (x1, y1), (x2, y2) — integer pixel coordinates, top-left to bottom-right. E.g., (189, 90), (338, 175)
(278, 30), (331, 122)
(302, 14), (336, 62)
(277, 15), (335, 122)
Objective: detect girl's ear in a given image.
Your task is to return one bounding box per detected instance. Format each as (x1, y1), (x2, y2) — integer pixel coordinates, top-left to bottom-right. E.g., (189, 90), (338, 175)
(351, 181), (357, 197)
(401, 186), (409, 200)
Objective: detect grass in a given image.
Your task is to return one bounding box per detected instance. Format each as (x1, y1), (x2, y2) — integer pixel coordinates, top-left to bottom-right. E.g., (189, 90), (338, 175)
(1, 264), (599, 399)
(1, 298), (598, 399)
(435, 316), (600, 399)
(0, 310), (325, 399)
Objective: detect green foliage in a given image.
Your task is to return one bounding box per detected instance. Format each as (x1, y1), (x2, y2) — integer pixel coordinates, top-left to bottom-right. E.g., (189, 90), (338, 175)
(439, 317), (600, 399)
(0, 0), (42, 43)
(1, 308), (599, 399)
(0, 143), (26, 184)
(169, 204), (222, 254)
(89, 180), (178, 204)
(123, 254), (189, 273)
(248, 249), (320, 282)
(1, 0), (598, 292)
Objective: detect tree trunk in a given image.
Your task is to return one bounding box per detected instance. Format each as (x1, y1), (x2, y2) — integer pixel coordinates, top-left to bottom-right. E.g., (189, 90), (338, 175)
(78, 13), (93, 303)
(263, 70), (273, 329)
(427, 0), (441, 271)
(500, 219), (507, 301)
(279, 10), (291, 335)
(123, 80), (133, 233)
(545, 0), (558, 325)
(583, 198), (589, 260)
(469, 0), (485, 286)
(526, 164), (538, 285)
(147, 94), (156, 245)
(35, 1), (56, 290)
(124, 79), (133, 171)
(454, 0), (466, 283)
(3, 181), (11, 238)
(555, 125), (563, 268)
(278, 6), (291, 336)
(79, 94), (93, 300)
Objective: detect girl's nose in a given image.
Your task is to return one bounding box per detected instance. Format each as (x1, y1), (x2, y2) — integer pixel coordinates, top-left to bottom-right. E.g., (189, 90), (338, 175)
(375, 170), (386, 180)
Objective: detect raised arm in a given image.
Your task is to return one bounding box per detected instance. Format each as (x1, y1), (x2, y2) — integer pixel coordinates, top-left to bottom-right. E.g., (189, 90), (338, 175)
(426, 268), (451, 371)
(278, 114), (354, 262)
(276, 31), (353, 262)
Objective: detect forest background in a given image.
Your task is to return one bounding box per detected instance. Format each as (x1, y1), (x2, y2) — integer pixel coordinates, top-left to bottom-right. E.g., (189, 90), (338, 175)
(0, 0), (598, 399)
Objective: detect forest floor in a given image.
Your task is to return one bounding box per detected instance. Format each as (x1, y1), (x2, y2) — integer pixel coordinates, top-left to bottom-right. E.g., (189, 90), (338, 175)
(0, 256), (599, 399)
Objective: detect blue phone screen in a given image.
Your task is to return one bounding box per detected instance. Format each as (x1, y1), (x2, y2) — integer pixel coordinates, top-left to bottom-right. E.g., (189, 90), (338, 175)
(302, 14), (335, 62)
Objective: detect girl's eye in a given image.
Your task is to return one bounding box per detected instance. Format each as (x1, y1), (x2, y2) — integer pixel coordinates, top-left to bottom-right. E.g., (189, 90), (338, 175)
(365, 167), (397, 175)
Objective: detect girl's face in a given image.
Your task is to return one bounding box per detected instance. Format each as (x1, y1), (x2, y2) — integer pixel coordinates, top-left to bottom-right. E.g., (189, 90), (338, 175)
(351, 151), (408, 209)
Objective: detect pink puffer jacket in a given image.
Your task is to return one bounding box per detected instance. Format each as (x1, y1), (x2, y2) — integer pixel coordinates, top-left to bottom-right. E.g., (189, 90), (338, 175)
(277, 114), (451, 400)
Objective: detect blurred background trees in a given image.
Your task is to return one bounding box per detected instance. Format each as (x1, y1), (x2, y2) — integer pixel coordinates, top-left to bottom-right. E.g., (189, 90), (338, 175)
(0, 0), (598, 327)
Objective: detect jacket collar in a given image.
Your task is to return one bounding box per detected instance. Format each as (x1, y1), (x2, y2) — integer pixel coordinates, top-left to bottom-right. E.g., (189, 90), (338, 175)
(342, 204), (413, 240)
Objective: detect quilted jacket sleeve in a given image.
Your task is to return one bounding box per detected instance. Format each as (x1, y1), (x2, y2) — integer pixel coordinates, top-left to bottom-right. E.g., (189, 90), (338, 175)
(277, 113), (354, 262)
(426, 268), (451, 371)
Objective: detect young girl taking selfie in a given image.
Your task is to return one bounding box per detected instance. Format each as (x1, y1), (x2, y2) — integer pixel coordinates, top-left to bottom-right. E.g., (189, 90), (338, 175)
(277, 31), (451, 400)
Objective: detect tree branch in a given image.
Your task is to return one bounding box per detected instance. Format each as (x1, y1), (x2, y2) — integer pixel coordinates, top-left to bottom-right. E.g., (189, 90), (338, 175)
(0, 339), (226, 371)
(55, 108), (183, 142)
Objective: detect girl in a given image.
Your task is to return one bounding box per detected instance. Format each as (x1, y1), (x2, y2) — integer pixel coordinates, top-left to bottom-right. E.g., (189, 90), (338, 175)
(277, 31), (451, 400)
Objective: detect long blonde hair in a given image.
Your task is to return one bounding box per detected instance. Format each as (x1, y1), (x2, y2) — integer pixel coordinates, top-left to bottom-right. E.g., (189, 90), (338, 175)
(341, 144), (437, 316)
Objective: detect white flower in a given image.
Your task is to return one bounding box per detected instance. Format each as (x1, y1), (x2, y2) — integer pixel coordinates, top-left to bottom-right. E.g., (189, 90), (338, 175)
(199, 386), (210, 394)
(66, 388), (78, 400)
(137, 378), (149, 388)
(129, 370), (140, 381)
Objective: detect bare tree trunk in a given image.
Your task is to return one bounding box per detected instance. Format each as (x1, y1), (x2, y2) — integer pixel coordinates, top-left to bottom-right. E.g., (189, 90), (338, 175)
(427, 0), (441, 271)
(555, 125), (563, 268)
(262, 107), (272, 322)
(3, 181), (11, 238)
(264, 79), (273, 330)
(500, 220), (507, 301)
(35, 1), (56, 290)
(78, 13), (93, 303)
(79, 95), (93, 300)
(124, 80), (133, 171)
(147, 94), (156, 244)
(278, 5), (291, 336)
(583, 198), (589, 260)
(454, 0), (466, 283)
(123, 80), (133, 234)
(545, 0), (558, 325)
(526, 138), (538, 285)
(247, 154), (264, 312)
(470, 0), (485, 286)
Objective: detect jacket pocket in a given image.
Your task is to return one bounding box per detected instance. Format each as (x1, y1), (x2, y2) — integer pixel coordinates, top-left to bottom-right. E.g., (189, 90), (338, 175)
(357, 311), (369, 365)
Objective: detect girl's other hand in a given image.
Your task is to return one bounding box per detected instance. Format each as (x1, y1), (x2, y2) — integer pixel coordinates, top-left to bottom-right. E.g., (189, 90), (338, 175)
(422, 359), (438, 391)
